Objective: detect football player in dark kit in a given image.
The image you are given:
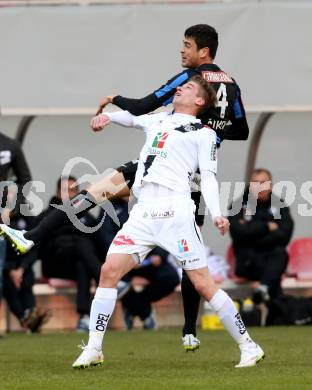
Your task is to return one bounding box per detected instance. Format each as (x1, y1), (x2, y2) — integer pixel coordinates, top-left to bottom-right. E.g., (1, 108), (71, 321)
(0, 25), (249, 351)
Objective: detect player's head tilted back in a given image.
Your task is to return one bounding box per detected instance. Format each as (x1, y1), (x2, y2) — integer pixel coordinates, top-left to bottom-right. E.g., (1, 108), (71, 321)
(173, 75), (217, 116)
(181, 24), (219, 68)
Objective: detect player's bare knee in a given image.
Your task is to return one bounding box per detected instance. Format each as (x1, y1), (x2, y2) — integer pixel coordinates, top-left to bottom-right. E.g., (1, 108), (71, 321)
(192, 278), (205, 294)
(100, 262), (119, 286)
(193, 280), (217, 300)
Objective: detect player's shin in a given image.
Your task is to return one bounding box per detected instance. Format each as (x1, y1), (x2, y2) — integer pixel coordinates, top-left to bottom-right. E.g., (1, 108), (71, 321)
(209, 289), (250, 344)
(87, 287), (117, 351)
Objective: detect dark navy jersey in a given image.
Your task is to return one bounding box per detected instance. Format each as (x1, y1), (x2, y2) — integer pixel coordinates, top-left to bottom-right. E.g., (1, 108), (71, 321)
(0, 133), (32, 213)
(113, 63), (249, 144)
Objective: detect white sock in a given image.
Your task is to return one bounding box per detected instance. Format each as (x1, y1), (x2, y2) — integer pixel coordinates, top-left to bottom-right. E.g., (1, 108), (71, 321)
(87, 287), (117, 351)
(209, 289), (251, 345)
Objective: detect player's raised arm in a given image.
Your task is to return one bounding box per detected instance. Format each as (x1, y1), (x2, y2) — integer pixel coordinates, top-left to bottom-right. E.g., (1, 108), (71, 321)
(91, 110), (155, 133)
(95, 95), (117, 115)
(96, 70), (191, 116)
(90, 110), (136, 132)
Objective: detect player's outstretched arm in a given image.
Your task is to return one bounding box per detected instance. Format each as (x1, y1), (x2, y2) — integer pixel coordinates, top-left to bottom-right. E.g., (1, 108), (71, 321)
(95, 95), (117, 116)
(96, 70), (191, 116)
(90, 114), (111, 132)
(90, 110), (138, 132)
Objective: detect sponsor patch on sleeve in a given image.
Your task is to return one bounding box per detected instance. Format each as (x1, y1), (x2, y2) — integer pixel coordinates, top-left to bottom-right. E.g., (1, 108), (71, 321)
(210, 143), (217, 161)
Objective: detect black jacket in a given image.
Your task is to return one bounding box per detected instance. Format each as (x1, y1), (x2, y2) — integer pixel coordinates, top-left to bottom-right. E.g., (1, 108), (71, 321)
(38, 196), (105, 263)
(229, 192), (294, 257)
(5, 212), (38, 271)
(0, 133), (32, 213)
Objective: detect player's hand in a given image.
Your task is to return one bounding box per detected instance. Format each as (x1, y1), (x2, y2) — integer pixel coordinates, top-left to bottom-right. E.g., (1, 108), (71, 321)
(213, 216), (230, 235)
(268, 221), (278, 231)
(0, 207), (11, 224)
(90, 114), (111, 132)
(150, 255), (162, 267)
(95, 95), (117, 115)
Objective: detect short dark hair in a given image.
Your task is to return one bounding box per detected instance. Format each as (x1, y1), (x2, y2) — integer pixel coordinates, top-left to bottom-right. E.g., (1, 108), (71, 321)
(251, 168), (272, 181)
(189, 75), (217, 113)
(56, 175), (77, 191)
(184, 24), (218, 59)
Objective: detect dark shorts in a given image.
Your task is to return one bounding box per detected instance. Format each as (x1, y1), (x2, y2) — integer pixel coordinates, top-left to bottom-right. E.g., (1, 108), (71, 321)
(115, 159), (139, 189)
(115, 160), (205, 227)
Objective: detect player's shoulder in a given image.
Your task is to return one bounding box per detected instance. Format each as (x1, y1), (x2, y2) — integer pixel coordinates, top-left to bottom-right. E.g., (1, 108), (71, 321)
(198, 125), (217, 139)
(164, 68), (191, 86)
(150, 111), (170, 121)
(138, 111), (168, 123)
(174, 120), (203, 134)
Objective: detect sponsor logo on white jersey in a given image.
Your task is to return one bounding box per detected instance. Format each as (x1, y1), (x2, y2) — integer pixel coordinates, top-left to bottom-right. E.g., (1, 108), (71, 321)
(147, 147), (167, 158)
(150, 210), (175, 219)
(188, 258), (200, 263)
(143, 210), (175, 219)
(183, 124), (197, 132)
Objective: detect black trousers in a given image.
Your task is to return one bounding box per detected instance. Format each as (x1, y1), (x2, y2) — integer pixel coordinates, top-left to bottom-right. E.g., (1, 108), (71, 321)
(42, 236), (102, 315)
(3, 267), (35, 322)
(122, 262), (180, 320)
(235, 246), (288, 298)
(181, 269), (201, 336)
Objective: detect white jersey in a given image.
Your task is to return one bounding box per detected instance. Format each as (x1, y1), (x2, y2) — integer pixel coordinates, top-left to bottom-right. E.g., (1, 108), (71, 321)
(131, 112), (217, 197)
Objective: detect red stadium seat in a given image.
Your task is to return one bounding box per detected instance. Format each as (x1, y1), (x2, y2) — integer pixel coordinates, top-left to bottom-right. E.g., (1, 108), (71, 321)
(287, 238), (312, 280)
(48, 278), (77, 288)
(226, 245), (237, 279)
(226, 245), (249, 283)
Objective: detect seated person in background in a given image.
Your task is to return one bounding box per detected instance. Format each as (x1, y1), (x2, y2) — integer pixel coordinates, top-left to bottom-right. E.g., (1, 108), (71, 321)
(98, 197), (180, 330)
(0, 131), (32, 321)
(39, 176), (103, 332)
(228, 168), (294, 302)
(122, 247), (179, 330)
(3, 186), (49, 332)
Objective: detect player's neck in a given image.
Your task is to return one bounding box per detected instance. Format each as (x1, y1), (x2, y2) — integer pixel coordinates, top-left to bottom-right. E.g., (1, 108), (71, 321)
(173, 106), (197, 117)
(196, 58), (214, 66)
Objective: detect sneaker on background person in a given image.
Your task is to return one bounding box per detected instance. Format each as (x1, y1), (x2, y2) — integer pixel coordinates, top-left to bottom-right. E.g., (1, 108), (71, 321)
(122, 307), (134, 330)
(143, 311), (157, 330)
(116, 280), (131, 299)
(76, 315), (90, 333)
(21, 307), (51, 333)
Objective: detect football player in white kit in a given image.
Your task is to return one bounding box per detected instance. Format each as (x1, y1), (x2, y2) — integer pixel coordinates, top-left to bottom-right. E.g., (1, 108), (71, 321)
(72, 75), (264, 369)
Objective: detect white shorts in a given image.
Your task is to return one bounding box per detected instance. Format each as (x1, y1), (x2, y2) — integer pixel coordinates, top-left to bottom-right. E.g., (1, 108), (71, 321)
(108, 184), (207, 271)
